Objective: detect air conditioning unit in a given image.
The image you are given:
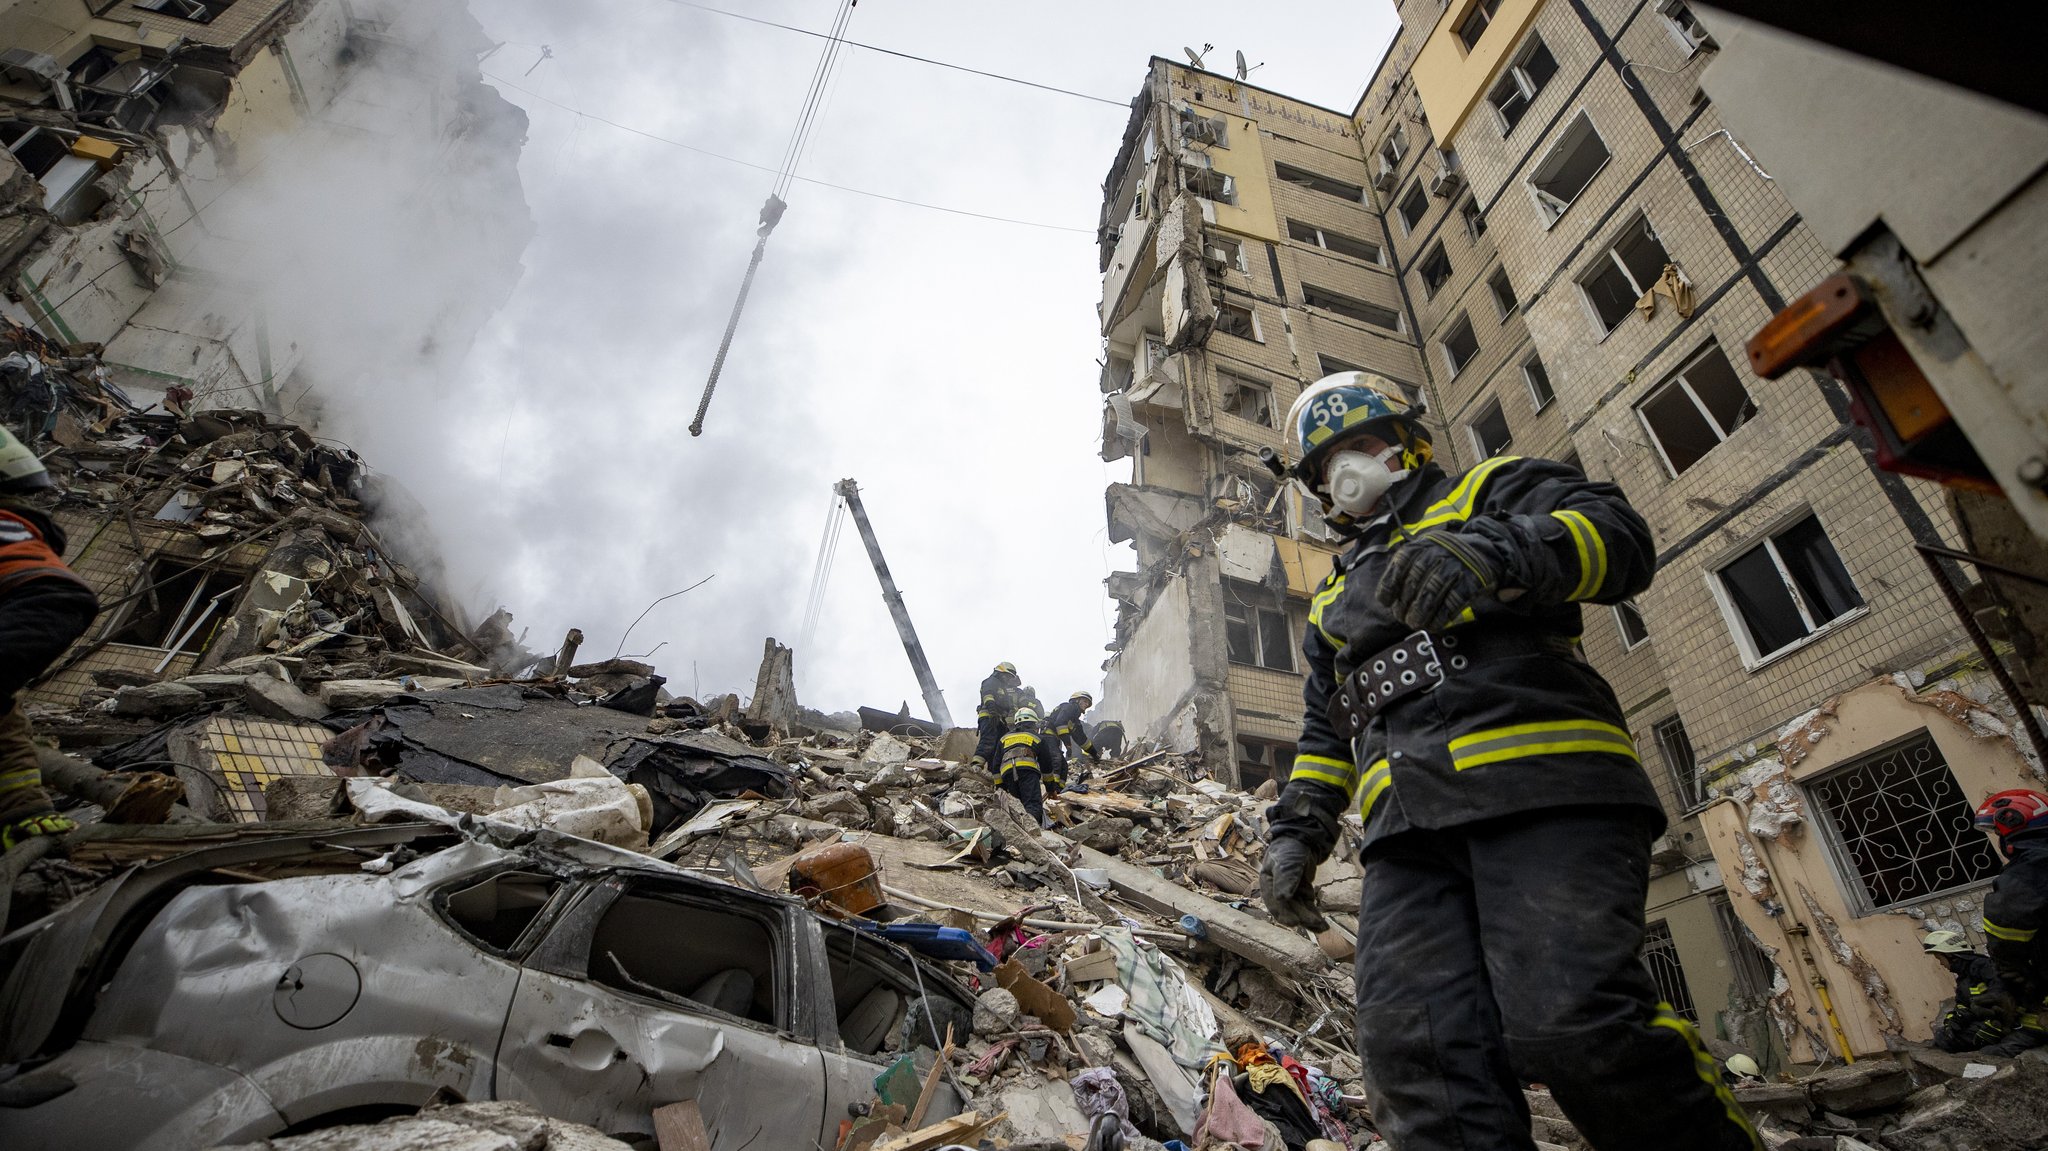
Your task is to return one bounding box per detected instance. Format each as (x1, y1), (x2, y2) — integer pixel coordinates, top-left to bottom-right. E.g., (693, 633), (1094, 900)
(1202, 245), (1232, 271)
(1428, 165), (1464, 197)
(1370, 157), (1396, 191)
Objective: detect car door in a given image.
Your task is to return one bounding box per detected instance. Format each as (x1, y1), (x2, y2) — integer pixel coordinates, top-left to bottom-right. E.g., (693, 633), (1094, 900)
(811, 920), (970, 1128)
(493, 875), (826, 1147)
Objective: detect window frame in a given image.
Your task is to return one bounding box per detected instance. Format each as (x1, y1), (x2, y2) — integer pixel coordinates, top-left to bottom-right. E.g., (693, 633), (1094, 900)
(1634, 341), (1758, 477)
(1578, 214), (1669, 334)
(1459, 195), (1487, 241)
(1301, 284), (1403, 333)
(1286, 218), (1382, 265)
(1419, 243), (1454, 299)
(1185, 165), (1236, 205)
(1440, 312), (1480, 378)
(1380, 123), (1407, 170)
(1613, 599), (1650, 651)
(1487, 267), (1518, 318)
(1803, 730), (2004, 915)
(1708, 510), (1868, 669)
(1203, 231), (1249, 275)
(1522, 353), (1554, 412)
(1527, 111), (1612, 228)
(1275, 162), (1366, 204)
(1656, 0), (1719, 56)
(1650, 714), (1700, 809)
(1216, 367), (1275, 428)
(1456, 0), (1503, 52)
(1397, 181), (1431, 234)
(1214, 298), (1264, 342)
(1487, 35), (1560, 136)
(1223, 582), (1298, 673)
(1468, 396), (1512, 458)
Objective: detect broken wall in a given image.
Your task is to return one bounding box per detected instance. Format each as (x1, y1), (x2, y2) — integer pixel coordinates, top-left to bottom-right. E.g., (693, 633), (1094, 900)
(1101, 573), (1198, 754)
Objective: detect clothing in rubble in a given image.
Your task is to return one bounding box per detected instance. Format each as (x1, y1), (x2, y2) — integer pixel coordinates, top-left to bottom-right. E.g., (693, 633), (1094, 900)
(1981, 832), (2048, 1056)
(994, 719), (1064, 825)
(1265, 454), (1761, 1151)
(1046, 695), (1097, 773)
(973, 665), (1020, 768)
(1225, 1040), (1323, 1150)
(0, 504), (101, 846)
(1931, 949), (2012, 1053)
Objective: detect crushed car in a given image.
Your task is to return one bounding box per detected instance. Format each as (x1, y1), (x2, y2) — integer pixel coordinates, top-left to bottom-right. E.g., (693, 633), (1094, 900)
(0, 820), (974, 1149)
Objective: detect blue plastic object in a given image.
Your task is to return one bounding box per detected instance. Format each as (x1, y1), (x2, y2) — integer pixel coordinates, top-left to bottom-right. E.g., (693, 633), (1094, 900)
(866, 922), (1000, 972)
(1178, 914), (1209, 940)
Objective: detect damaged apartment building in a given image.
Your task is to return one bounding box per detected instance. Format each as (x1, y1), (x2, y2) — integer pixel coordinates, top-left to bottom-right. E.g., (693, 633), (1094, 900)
(1094, 1), (2048, 1073)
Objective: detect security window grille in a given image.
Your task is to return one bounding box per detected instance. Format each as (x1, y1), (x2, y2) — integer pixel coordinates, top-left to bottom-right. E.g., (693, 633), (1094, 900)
(1275, 162), (1364, 203)
(1457, 0), (1503, 51)
(1419, 244), (1454, 298)
(1470, 399), (1512, 458)
(1580, 216), (1671, 332)
(1487, 36), (1561, 134)
(1658, 0), (1719, 53)
(1615, 600), (1650, 650)
(1488, 268), (1518, 317)
(1530, 113), (1611, 226)
(1224, 584), (1296, 672)
(1218, 370), (1274, 427)
(1216, 300), (1260, 341)
(1380, 124), (1407, 170)
(1302, 285), (1401, 332)
(1441, 313), (1481, 377)
(1652, 714), (1700, 808)
(1460, 196), (1487, 240)
(1637, 343), (1757, 475)
(1398, 182), (1430, 232)
(1717, 514), (1864, 659)
(1287, 219), (1381, 263)
(1639, 920), (1698, 1024)
(1710, 893), (1779, 1001)
(1807, 732), (2002, 912)
(1185, 167), (1236, 205)
(1523, 354), (1554, 411)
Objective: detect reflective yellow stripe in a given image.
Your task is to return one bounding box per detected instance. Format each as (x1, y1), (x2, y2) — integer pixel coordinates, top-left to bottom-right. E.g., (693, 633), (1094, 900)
(1357, 759), (1393, 818)
(1400, 455), (1518, 535)
(1310, 571), (1349, 649)
(1290, 754), (1357, 791)
(1650, 1002), (1763, 1151)
(1984, 918), (2038, 943)
(1447, 719), (1638, 771)
(1552, 509), (1607, 601)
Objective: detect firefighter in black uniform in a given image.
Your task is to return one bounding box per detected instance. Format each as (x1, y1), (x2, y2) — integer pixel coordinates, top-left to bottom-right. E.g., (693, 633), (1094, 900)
(1255, 372), (1759, 1151)
(995, 705), (1065, 826)
(1092, 720), (1126, 760)
(1921, 930), (2011, 1052)
(1047, 691), (1099, 782)
(972, 661), (1021, 770)
(1974, 789), (2048, 1057)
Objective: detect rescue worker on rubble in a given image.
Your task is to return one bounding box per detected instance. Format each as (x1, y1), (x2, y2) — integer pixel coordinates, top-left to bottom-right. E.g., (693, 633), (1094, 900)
(1046, 691), (1100, 781)
(994, 705), (1064, 826)
(1922, 929), (2011, 1053)
(971, 661), (1021, 771)
(1973, 789), (2048, 1057)
(0, 426), (101, 849)
(1092, 719), (1126, 760)
(1254, 372), (1761, 1151)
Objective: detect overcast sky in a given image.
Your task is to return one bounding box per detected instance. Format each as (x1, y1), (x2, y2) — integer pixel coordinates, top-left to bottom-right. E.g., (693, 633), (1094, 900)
(377, 0), (1399, 721)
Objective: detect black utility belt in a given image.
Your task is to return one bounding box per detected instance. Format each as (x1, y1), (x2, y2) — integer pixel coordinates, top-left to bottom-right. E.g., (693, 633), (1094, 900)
(1326, 629), (1580, 738)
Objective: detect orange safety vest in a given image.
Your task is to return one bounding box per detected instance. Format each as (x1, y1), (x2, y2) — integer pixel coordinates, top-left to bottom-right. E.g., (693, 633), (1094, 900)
(0, 508), (88, 595)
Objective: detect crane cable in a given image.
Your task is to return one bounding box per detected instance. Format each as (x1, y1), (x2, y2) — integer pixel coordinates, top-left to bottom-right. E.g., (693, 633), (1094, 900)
(799, 488), (849, 651)
(689, 0), (857, 437)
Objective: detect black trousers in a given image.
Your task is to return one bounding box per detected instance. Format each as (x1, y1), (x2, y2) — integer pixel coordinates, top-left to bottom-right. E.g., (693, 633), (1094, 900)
(1353, 806), (1759, 1151)
(999, 766), (1043, 825)
(974, 715), (1006, 764)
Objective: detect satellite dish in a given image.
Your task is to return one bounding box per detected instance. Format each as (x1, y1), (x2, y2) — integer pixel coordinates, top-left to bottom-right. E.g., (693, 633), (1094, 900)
(1235, 50), (1264, 80)
(1184, 45), (1208, 69)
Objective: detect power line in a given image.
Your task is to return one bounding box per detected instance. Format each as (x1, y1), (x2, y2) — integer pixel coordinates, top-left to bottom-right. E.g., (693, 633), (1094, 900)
(655, 0), (1130, 108)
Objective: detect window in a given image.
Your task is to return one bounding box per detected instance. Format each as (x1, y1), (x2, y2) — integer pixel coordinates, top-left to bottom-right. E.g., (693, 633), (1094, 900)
(1652, 715), (1698, 812)
(136, 0), (234, 22)
(1459, 196), (1487, 240)
(1397, 182), (1430, 232)
(1529, 113), (1610, 225)
(1275, 162), (1364, 203)
(1580, 216), (1671, 332)
(1487, 267), (1518, 317)
(1440, 312), (1480, 376)
(1615, 600), (1650, 650)
(1710, 893), (1778, 1001)
(1639, 921), (1698, 1024)
(1204, 232), (1246, 273)
(1287, 219), (1380, 263)
(1215, 299), (1260, 340)
(1185, 166), (1236, 205)
(1379, 125), (1407, 171)
(589, 888), (781, 1026)
(1637, 343), (1758, 475)
(441, 871), (563, 954)
(1419, 244), (1453, 298)
(108, 561), (243, 652)
(1179, 107), (1229, 147)
(1218, 369), (1274, 427)
(1457, 0), (1503, 51)
(1523, 354), (1554, 411)
(1657, 0), (1719, 54)
(1468, 397), (1511, 457)
(1487, 36), (1561, 134)
(1716, 513), (1864, 660)
(1224, 581), (1296, 672)
(1318, 356), (1422, 405)
(1807, 732), (2003, 912)
(1236, 737), (1297, 791)
(1302, 285), (1401, 331)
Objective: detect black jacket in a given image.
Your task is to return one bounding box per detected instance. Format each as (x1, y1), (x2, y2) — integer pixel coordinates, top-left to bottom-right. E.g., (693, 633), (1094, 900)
(1270, 456), (1664, 853)
(978, 672), (1018, 720)
(1985, 835), (2048, 1001)
(1046, 699), (1095, 757)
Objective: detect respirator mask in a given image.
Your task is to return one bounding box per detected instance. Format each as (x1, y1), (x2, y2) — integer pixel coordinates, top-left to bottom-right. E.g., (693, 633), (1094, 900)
(1321, 446), (1408, 517)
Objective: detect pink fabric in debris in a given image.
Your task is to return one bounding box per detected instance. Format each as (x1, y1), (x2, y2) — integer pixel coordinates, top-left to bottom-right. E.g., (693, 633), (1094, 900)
(1193, 1071), (1284, 1150)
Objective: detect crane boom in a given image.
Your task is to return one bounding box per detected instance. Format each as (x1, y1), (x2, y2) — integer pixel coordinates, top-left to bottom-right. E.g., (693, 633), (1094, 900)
(831, 479), (954, 729)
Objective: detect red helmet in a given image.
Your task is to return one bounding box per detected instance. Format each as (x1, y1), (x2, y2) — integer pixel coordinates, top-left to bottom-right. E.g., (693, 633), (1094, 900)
(1974, 789), (2048, 856)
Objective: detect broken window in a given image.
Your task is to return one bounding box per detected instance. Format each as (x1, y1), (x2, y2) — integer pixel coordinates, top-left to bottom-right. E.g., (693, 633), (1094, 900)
(1488, 267), (1518, 317)
(1651, 714), (1698, 809)
(1275, 162), (1364, 203)
(1529, 113), (1610, 226)
(136, 0), (235, 22)
(587, 888), (781, 1027)
(108, 561), (242, 653)
(1185, 166), (1236, 205)
(2, 125), (70, 179)
(1215, 300), (1261, 341)
(1302, 285), (1401, 331)
(1236, 736), (1297, 791)
(1468, 397), (1511, 457)
(1203, 232), (1246, 273)
(1615, 600), (1651, 651)
(1397, 181), (1430, 233)
(1637, 343), (1756, 475)
(1657, 0), (1719, 54)
(1459, 195), (1487, 240)
(1179, 106), (1230, 148)
(1716, 513), (1863, 660)
(1287, 219), (1380, 263)
(1523, 353), (1555, 411)
(1419, 244), (1453, 298)
(1217, 369), (1274, 427)
(1711, 893), (1779, 1000)
(1224, 581), (1296, 672)
(822, 924), (936, 1057)
(1440, 312), (1480, 377)
(1457, 0), (1503, 51)
(1807, 732), (2002, 912)
(1487, 36), (1560, 134)
(1580, 216), (1671, 332)
(1379, 124), (1407, 171)
(1639, 920), (1698, 1024)
(440, 870), (563, 954)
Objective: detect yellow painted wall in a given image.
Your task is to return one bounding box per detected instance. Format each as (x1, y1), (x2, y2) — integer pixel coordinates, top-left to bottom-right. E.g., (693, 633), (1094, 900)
(1413, 0), (1547, 144)
(211, 47), (303, 145)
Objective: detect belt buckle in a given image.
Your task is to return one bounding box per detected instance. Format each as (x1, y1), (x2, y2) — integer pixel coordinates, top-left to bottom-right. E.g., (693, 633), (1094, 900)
(1359, 630), (1444, 715)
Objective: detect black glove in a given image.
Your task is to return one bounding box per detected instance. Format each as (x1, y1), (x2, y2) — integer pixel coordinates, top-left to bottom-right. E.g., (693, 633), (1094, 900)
(1377, 526), (1509, 632)
(1261, 834), (1330, 932)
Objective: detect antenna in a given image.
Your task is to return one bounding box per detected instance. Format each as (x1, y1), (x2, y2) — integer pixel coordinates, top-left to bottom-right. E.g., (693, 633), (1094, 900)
(1184, 43), (1213, 69)
(1234, 50), (1264, 81)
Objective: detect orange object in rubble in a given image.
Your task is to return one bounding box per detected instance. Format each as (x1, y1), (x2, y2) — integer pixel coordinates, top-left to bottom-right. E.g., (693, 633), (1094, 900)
(788, 841), (883, 917)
